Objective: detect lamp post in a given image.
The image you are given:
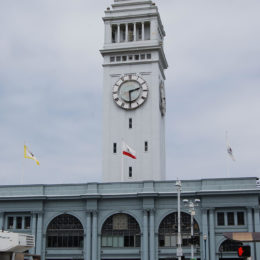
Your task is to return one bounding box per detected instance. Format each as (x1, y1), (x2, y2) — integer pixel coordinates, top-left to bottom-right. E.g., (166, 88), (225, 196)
(176, 180), (182, 260)
(203, 234), (207, 260)
(183, 198), (200, 260)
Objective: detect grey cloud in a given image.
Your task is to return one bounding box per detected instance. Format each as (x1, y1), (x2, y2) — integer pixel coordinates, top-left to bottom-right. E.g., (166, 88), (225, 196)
(0, 0), (259, 184)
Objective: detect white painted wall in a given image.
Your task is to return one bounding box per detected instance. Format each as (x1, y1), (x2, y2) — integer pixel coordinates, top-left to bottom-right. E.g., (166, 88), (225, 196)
(101, 0), (167, 182)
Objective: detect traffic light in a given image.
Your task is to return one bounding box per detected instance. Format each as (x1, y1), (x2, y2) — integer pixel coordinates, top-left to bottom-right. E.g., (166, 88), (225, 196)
(237, 246), (251, 257)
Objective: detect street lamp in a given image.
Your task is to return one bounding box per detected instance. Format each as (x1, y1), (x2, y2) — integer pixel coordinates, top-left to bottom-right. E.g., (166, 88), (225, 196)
(203, 234), (207, 260)
(183, 198), (200, 260)
(176, 180), (182, 260)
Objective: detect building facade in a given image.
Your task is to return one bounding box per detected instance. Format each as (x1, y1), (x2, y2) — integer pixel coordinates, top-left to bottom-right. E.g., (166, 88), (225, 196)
(0, 177), (260, 260)
(2, 2), (260, 260)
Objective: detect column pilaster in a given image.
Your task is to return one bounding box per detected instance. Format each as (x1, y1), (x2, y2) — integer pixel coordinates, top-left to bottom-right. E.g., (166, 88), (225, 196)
(247, 207), (255, 260)
(85, 211), (92, 260)
(13, 216), (17, 230)
(202, 209), (209, 260)
(36, 212), (43, 255)
(98, 232), (101, 260)
(254, 207), (260, 260)
(22, 216), (25, 230)
(106, 23), (112, 44)
(42, 233), (46, 260)
(92, 211), (98, 260)
(0, 212), (4, 230)
(31, 213), (37, 254)
(155, 232), (159, 260)
(142, 22), (145, 41)
(150, 20), (156, 41)
(117, 24), (120, 43)
(143, 210), (149, 260)
(125, 24), (128, 42)
(149, 209), (155, 260)
(134, 23), (136, 41)
(209, 208), (215, 260)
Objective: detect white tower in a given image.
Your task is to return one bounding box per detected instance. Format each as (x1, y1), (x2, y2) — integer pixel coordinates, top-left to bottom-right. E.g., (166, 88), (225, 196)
(101, 0), (168, 182)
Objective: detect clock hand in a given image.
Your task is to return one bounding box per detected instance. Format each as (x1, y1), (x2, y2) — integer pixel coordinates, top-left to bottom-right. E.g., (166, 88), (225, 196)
(128, 87), (140, 103)
(129, 91), (132, 103)
(129, 87), (140, 93)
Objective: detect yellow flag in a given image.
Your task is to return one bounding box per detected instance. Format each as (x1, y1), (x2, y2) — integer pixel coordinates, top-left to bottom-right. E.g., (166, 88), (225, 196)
(24, 145), (40, 165)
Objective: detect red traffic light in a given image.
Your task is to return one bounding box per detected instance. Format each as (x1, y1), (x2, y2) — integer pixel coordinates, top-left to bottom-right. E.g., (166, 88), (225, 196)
(238, 247), (244, 256)
(238, 246), (251, 257)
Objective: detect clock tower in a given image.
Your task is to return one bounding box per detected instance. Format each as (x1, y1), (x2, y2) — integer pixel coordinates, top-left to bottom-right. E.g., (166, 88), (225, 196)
(101, 0), (168, 182)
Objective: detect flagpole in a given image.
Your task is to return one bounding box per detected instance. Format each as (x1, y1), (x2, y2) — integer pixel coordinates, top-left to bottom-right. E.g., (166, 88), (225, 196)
(121, 140), (124, 182)
(21, 142), (25, 185)
(225, 131), (230, 177)
(21, 159), (24, 185)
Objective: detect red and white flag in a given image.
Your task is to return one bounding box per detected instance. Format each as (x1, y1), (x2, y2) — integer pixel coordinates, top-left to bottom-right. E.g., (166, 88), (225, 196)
(227, 144), (235, 161)
(122, 141), (136, 159)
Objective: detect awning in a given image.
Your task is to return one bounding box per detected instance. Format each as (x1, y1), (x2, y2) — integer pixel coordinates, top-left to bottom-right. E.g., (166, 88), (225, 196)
(223, 232), (260, 242)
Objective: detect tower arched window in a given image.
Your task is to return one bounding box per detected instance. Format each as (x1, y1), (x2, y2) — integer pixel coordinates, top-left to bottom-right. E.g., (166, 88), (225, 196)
(101, 213), (141, 248)
(144, 21), (151, 40)
(47, 214), (84, 248)
(158, 212), (200, 247)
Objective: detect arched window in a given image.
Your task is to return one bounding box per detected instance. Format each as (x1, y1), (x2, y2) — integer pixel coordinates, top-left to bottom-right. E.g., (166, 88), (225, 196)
(220, 239), (243, 252)
(159, 212), (200, 247)
(47, 214), (83, 248)
(101, 213), (141, 248)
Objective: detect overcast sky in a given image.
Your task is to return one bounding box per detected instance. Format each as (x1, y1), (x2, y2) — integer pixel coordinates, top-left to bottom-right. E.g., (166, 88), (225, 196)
(0, 0), (259, 185)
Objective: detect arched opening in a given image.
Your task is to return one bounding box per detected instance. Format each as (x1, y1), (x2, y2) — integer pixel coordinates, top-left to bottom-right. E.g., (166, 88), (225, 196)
(158, 212), (200, 248)
(101, 213), (141, 248)
(219, 239), (243, 260)
(46, 214), (84, 248)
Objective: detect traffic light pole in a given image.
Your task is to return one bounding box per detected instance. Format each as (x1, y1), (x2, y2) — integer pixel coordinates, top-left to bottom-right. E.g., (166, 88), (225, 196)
(183, 199), (200, 260)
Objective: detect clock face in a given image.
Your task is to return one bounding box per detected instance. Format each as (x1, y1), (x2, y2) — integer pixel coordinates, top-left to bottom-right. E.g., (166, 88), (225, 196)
(112, 75), (149, 110)
(159, 81), (166, 116)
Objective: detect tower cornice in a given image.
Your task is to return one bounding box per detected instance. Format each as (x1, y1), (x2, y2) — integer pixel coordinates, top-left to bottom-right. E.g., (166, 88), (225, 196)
(100, 44), (168, 70)
(103, 10), (166, 37)
(112, 0), (154, 9)
(103, 11), (157, 21)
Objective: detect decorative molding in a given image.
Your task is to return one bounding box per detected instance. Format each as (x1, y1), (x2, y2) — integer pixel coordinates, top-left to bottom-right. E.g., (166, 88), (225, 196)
(103, 13), (159, 22)
(149, 208), (155, 215)
(31, 210), (44, 214)
(143, 209), (149, 215)
(92, 210), (98, 216)
(140, 72), (151, 75)
(201, 208), (209, 214)
(110, 73), (122, 77)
